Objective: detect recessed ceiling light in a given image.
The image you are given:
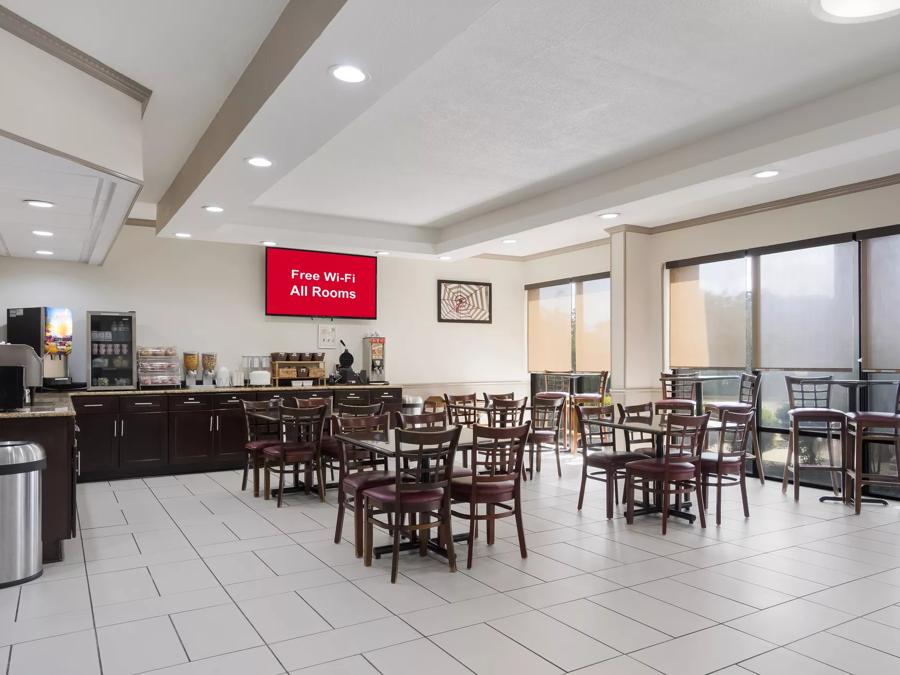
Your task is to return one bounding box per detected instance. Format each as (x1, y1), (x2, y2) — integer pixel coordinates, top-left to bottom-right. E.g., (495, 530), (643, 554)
(330, 64), (368, 83)
(261, 241), (277, 246)
(376, 250), (390, 256)
(32, 230), (53, 237)
(174, 233), (192, 239)
(35, 250), (53, 256)
(502, 239), (517, 245)
(598, 212), (620, 220)
(812, 0), (900, 22)
(753, 170), (780, 179)
(246, 157), (272, 168)
(439, 256), (452, 261)
(24, 199), (54, 208)
(202, 205), (224, 213)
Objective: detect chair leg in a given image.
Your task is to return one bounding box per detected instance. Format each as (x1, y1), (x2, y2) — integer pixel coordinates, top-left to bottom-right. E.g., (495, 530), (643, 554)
(528, 444), (534, 479)
(363, 498), (374, 567)
(334, 488), (345, 544)
(661, 480), (670, 535)
(252, 455), (261, 498)
(855, 431), (864, 515)
(793, 429), (801, 502)
(486, 504), (495, 545)
(613, 475), (619, 505)
(390, 511), (402, 583)
(419, 513), (429, 557)
(702, 472), (709, 508)
(577, 464), (587, 510)
(739, 466), (750, 518)
(443, 499), (457, 573)
(353, 496), (365, 557)
(514, 490), (527, 559)
(241, 456), (249, 491)
(277, 461), (285, 508)
(625, 472), (635, 524)
(751, 423), (765, 484)
(555, 439), (562, 477)
(316, 460), (326, 502)
(605, 469), (614, 519)
(715, 473), (723, 526)
(263, 459), (270, 500)
(466, 505), (476, 570)
(695, 473), (706, 528)
(826, 428), (840, 496)
(782, 425), (794, 494)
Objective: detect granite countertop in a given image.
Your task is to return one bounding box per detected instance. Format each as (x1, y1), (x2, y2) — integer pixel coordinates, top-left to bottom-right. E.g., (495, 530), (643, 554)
(0, 393), (75, 419)
(69, 383), (398, 397)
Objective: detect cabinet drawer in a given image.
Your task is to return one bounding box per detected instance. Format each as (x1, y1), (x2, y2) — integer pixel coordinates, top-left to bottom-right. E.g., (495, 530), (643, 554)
(293, 389), (332, 401)
(213, 392), (256, 409)
(371, 389), (401, 402)
(120, 395), (167, 413)
(73, 396), (118, 415)
(168, 394), (212, 411)
(255, 390), (296, 404)
(334, 389), (371, 405)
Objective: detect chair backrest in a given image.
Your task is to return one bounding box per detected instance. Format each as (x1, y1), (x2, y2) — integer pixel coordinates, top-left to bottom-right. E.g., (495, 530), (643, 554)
(532, 396), (565, 432)
(334, 413), (390, 474)
(423, 395), (445, 413)
(737, 373), (760, 406)
(660, 372), (698, 400)
(278, 401), (327, 446)
(445, 393), (479, 425)
(616, 402), (655, 454)
(392, 426), (461, 494)
(596, 370), (610, 399)
(467, 423), (530, 486)
(336, 401), (385, 417)
(482, 391), (514, 407)
(576, 405), (615, 453)
(396, 410), (447, 429)
(663, 413), (709, 463)
(712, 410), (754, 462)
(241, 399), (277, 443)
(487, 397), (527, 427)
(785, 375), (832, 409)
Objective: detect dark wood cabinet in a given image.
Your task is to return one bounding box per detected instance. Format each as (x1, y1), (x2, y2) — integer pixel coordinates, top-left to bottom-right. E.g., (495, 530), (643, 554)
(168, 410), (214, 464)
(119, 412), (167, 471)
(371, 388), (402, 413)
(334, 389), (371, 406)
(214, 408), (246, 462)
(76, 413), (118, 477)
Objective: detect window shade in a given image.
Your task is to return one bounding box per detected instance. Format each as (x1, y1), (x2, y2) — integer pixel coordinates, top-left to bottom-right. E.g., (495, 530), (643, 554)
(575, 277), (611, 371)
(669, 258), (747, 368)
(756, 242), (857, 369)
(527, 285), (572, 372)
(862, 234), (900, 370)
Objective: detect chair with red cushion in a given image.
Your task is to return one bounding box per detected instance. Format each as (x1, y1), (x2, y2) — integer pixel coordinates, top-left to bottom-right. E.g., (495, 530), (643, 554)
(333, 414), (394, 557)
(451, 423), (530, 569)
(363, 425), (461, 583)
(528, 395), (565, 478)
(846, 383), (900, 514)
(783, 376), (847, 501)
(576, 404), (653, 518)
(262, 402), (328, 507)
(654, 372), (698, 416)
(700, 410), (754, 525)
(625, 413), (708, 535)
(704, 373), (764, 484)
(240, 400), (281, 497)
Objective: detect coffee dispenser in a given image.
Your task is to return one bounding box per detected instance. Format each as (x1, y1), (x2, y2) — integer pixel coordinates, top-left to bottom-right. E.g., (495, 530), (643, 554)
(362, 336), (387, 384)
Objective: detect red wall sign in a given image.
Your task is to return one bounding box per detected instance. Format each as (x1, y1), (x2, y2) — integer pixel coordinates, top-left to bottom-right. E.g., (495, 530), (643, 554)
(265, 247), (377, 319)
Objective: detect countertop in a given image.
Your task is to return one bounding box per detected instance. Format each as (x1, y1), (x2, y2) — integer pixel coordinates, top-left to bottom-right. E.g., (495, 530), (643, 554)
(0, 393), (75, 419)
(69, 383), (399, 397)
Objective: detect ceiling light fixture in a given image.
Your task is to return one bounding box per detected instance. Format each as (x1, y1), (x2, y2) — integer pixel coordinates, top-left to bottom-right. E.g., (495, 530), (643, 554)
(24, 199), (54, 208)
(174, 233), (192, 239)
(35, 250), (54, 255)
(202, 205), (224, 213)
(812, 0), (900, 22)
(330, 64), (368, 83)
(261, 241), (277, 246)
(246, 157), (273, 168)
(439, 256), (452, 261)
(32, 230), (53, 237)
(376, 250), (390, 256)
(598, 212), (620, 220)
(753, 170), (780, 178)
(502, 239), (517, 244)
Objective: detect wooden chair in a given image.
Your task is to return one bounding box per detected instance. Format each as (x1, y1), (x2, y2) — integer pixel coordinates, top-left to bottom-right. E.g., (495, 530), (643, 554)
(704, 373), (764, 484)
(336, 402), (385, 417)
(423, 395), (446, 414)
(240, 400), (281, 497)
(617, 402), (657, 457)
(654, 372), (698, 415)
(576, 404), (652, 517)
(333, 414), (394, 557)
(569, 370), (610, 447)
(700, 410), (754, 525)
(394, 411), (447, 429)
(451, 423), (530, 569)
(783, 376), (847, 501)
(482, 392), (514, 407)
(363, 426), (461, 582)
(445, 393), (480, 467)
(625, 413), (708, 535)
(846, 383), (900, 514)
(528, 396), (565, 478)
(262, 403), (328, 507)
(486, 397), (527, 427)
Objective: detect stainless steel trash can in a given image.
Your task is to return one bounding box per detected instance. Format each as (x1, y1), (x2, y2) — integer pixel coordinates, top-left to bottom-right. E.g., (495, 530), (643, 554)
(0, 440), (46, 588)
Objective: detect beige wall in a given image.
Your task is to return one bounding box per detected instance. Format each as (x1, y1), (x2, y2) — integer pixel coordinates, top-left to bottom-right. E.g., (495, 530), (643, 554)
(522, 242), (610, 284)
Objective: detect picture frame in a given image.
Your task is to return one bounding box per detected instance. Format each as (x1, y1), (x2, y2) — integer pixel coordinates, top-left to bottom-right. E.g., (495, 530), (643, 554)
(317, 323), (337, 349)
(437, 279), (492, 324)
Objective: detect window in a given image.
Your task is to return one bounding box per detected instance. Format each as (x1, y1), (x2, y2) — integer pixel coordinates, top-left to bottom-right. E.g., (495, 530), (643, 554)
(861, 232), (900, 371)
(668, 257), (747, 369)
(526, 274), (610, 372)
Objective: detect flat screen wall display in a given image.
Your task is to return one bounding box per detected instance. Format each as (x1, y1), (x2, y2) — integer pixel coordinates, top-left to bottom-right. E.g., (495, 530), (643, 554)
(266, 247), (377, 319)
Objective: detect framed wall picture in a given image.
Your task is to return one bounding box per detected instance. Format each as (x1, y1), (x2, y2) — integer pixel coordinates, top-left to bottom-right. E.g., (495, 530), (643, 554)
(437, 279), (492, 323)
(317, 323), (337, 349)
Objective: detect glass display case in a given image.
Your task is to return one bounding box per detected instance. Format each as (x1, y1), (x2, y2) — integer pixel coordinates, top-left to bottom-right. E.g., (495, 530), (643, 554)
(87, 311), (137, 390)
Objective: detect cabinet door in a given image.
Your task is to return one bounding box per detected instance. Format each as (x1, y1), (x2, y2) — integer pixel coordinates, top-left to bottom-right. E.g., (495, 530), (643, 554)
(168, 411), (214, 464)
(76, 413), (118, 477)
(214, 408), (246, 464)
(119, 413), (167, 471)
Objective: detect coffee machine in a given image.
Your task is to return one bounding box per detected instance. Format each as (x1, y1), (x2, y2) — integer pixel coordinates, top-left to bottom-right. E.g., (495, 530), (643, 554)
(6, 307), (74, 388)
(0, 344), (42, 410)
(362, 336), (387, 384)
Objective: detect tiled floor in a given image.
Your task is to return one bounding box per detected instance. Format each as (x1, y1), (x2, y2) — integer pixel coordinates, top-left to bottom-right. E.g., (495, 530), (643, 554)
(2, 459), (900, 674)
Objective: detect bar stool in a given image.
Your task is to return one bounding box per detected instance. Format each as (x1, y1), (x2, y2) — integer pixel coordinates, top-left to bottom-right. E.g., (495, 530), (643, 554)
(654, 372), (698, 416)
(782, 376), (847, 502)
(704, 373), (765, 484)
(846, 384), (900, 514)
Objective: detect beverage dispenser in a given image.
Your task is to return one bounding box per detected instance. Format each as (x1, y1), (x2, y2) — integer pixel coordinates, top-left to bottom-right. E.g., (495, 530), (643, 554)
(362, 336), (387, 384)
(6, 307), (74, 387)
